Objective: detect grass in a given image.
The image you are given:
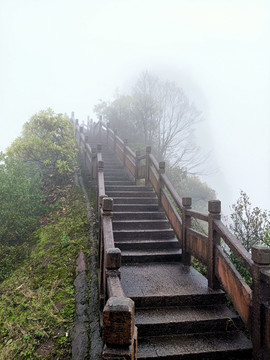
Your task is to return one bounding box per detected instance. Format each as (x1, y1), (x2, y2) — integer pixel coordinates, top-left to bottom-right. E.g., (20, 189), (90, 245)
(0, 186), (90, 360)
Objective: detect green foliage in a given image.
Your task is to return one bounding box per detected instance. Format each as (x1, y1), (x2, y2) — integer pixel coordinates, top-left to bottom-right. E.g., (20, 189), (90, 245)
(0, 186), (90, 359)
(7, 109), (77, 191)
(0, 154), (45, 245)
(229, 190), (270, 252)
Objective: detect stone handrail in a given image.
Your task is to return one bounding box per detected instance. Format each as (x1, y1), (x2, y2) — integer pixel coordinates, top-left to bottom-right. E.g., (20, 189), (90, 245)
(72, 117), (137, 359)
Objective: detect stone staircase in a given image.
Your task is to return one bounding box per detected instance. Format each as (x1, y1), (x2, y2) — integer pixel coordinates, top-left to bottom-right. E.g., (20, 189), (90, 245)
(100, 144), (253, 359)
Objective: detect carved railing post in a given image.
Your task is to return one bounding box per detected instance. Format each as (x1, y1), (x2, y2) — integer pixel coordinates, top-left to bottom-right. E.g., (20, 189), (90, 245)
(145, 146), (151, 186)
(182, 197), (192, 266)
(158, 162), (165, 207)
(251, 244), (270, 360)
(208, 200), (221, 289)
(103, 297), (136, 359)
(135, 150), (141, 184)
(123, 139), (128, 167)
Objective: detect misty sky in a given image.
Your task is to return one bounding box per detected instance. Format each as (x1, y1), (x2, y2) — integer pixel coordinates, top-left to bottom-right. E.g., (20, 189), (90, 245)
(0, 0), (269, 214)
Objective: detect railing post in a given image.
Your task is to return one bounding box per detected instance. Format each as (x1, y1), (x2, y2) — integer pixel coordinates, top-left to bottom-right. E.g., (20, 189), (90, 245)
(135, 150), (141, 184)
(145, 146), (151, 186)
(182, 197), (192, 266)
(251, 244), (270, 360)
(123, 139), (128, 167)
(114, 129), (118, 153)
(158, 162), (165, 208)
(208, 200), (221, 289)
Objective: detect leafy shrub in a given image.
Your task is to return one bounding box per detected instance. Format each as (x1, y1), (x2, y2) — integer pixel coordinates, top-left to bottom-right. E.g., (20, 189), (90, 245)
(0, 155), (45, 245)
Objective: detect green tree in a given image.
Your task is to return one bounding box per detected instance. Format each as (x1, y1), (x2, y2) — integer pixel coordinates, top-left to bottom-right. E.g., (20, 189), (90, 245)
(7, 109), (77, 191)
(0, 155), (45, 245)
(229, 190), (270, 252)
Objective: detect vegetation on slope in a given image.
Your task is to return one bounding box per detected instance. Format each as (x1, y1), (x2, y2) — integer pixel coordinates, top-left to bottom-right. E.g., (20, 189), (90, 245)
(0, 109), (91, 359)
(0, 186), (90, 359)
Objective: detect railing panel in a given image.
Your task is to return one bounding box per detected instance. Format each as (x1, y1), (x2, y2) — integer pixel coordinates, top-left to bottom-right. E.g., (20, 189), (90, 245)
(215, 245), (252, 325)
(116, 143), (124, 162)
(161, 174), (183, 210)
(161, 190), (182, 243)
(186, 209), (208, 222)
(102, 216), (114, 251)
(149, 165), (159, 193)
(108, 136), (114, 149)
(214, 220), (253, 273)
(138, 164), (146, 179)
(126, 156), (136, 177)
(186, 228), (208, 264)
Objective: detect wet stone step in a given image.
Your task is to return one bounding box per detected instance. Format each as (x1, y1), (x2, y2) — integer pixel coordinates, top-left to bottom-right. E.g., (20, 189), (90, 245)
(113, 228), (175, 240)
(103, 175), (130, 180)
(114, 238), (180, 251)
(121, 249), (182, 264)
(113, 211), (166, 221)
(121, 263), (226, 308)
(113, 197), (158, 204)
(104, 181), (136, 186)
(135, 305), (242, 337)
(113, 219), (170, 230)
(113, 204), (159, 212)
(105, 186), (153, 192)
(106, 191), (156, 198)
(137, 331), (252, 359)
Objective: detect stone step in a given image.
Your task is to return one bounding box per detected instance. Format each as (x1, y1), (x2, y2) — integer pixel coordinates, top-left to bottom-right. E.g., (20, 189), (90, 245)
(113, 228), (175, 240)
(121, 263), (226, 308)
(113, 204), (159, 212)
(106, 186), (153, 192)
(137, 331), (252, 359)
(113, 219), (170, 230)
(135, 304), (242, 337)
(103, 175), (130, 181)
(115, 238), (180, 251)
(104, 169), (126, 175)
(103, 164), (124, 169)
(104, 181), (136, 186)
(121, 249), (182, 264)
(107, 191), (156, 198)
(113, 211), (166, 221)
(113, 197), (158, 204)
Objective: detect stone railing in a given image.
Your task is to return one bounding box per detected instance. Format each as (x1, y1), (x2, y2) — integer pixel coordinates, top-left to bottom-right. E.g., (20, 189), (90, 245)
(72, 116), (137, 359)
(92, 118), (270, 360)
(73, 114), (270, 360)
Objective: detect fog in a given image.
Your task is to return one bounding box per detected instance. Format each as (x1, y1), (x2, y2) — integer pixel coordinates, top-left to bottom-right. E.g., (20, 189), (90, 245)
(0, 0), (269, 214)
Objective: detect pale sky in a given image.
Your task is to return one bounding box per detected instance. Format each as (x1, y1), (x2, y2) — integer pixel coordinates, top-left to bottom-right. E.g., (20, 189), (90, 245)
(0, 0), (269, 214)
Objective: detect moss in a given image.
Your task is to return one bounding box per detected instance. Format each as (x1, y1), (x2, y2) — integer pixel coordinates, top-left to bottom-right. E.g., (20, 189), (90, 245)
(0, 185), (90, 359)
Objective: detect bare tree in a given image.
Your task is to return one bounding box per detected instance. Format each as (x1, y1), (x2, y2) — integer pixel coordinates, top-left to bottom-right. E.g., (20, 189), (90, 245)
(94, 71), (210, 174)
